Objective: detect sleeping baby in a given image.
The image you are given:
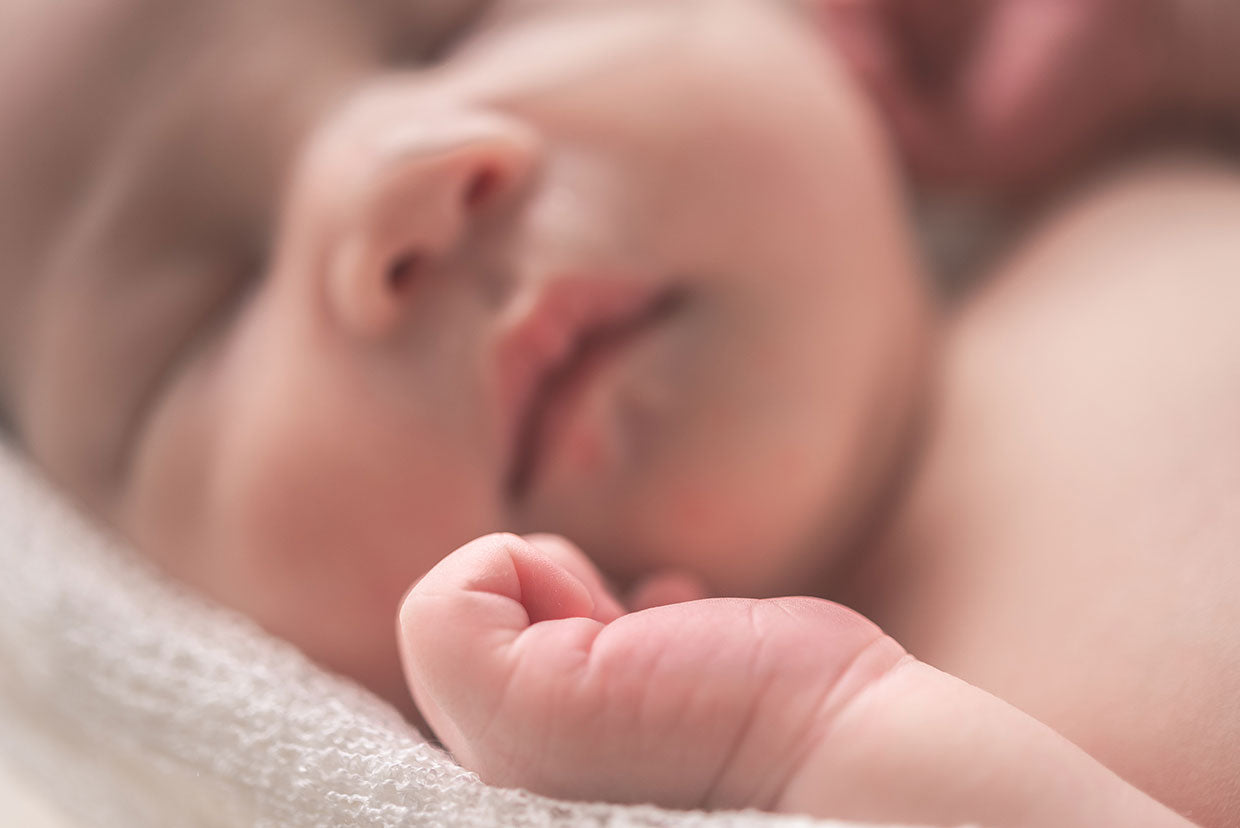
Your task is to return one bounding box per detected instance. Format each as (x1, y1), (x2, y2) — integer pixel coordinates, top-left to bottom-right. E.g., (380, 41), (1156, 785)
(1, 0), (1239, 825)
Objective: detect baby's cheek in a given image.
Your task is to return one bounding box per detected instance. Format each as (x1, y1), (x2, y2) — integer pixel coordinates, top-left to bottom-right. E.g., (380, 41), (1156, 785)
(202, 429), (446, 703)
(210, 382), (497, 632)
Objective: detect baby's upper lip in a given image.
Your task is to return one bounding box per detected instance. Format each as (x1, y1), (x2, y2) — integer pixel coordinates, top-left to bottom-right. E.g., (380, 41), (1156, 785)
(492, 275), (674, 497)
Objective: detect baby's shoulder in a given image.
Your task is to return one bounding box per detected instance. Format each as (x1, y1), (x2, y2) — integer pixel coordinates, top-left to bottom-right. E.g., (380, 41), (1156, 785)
(899, 153), (1240, 824)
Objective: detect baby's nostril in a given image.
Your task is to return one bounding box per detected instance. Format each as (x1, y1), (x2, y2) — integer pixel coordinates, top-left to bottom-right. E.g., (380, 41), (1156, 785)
(465, 167), (502, 211)
(387, 252), (423, 293)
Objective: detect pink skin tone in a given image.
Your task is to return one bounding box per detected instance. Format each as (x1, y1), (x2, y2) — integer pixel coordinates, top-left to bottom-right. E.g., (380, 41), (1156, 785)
(391, 3), (1240, 825)
(1, 0), (926, 730)
(3, 0), (1240, 824)
(401, 533), (1188, 826)
(830, 0), (1174, 188)
(826, 0), (1240, 191)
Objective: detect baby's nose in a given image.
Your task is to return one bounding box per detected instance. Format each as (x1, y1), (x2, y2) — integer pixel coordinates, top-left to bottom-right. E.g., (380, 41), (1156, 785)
(321, 109), (542, 338)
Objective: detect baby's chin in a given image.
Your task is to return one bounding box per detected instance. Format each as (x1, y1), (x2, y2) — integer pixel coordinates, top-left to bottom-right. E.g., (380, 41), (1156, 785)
(588, 321), (931, 602)
(563, 419), (923, 602)
(678, 359), (930, 599)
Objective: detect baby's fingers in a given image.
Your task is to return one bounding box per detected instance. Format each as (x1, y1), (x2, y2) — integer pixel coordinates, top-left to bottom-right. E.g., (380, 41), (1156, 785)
(523, 533), (625, 622)
(398, 533), (612, 768)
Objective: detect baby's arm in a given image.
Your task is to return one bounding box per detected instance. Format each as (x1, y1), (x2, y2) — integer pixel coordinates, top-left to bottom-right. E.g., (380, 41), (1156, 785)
(400, 534), (1192, 827)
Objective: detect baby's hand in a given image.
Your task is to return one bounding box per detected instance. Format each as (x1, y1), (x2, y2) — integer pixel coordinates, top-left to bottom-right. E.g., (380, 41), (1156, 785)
(398, 533), (897, 810)
(400, 534), (1193, 826)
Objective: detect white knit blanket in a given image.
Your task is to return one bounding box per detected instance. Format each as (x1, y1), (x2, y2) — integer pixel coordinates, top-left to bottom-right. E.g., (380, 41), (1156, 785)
(0, 444), (940, 828)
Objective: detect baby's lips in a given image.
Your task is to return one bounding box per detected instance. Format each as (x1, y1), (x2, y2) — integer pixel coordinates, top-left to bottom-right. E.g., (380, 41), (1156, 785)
(489, 276), (662, 475)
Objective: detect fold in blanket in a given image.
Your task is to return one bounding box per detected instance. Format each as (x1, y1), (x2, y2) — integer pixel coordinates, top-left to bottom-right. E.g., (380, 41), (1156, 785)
(0, 445), (927, 828)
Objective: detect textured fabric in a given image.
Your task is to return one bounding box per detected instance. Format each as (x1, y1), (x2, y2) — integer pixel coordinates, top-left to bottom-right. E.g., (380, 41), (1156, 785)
(0, 444), (934, 828)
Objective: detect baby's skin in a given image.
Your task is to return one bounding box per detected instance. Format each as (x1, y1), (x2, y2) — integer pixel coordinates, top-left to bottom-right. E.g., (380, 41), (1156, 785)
(4, 0), (1240, 825)
(393, 3), (1240, 821)
(401, 533), (1188, 826)
(399, 154), (1240, 826)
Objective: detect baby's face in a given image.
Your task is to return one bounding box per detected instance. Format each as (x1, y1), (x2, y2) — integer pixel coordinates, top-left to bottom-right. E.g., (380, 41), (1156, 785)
(0, 0), (929, 704)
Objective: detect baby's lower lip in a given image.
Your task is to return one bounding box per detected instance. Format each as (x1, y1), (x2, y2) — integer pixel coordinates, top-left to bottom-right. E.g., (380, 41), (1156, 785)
(505, 288), (685, 500)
